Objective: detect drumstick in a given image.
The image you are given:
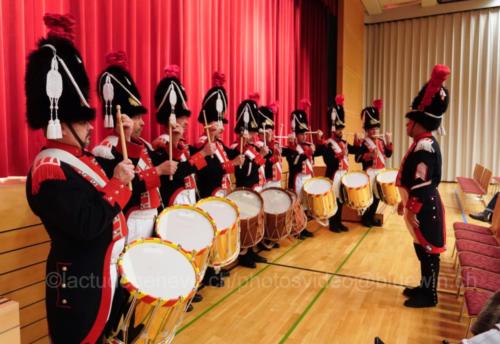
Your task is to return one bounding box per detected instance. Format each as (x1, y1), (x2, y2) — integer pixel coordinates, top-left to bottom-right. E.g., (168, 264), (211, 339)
(116, 105), (132, 191)
(202, 110), (214, 158)
(279, 123), (284, 147)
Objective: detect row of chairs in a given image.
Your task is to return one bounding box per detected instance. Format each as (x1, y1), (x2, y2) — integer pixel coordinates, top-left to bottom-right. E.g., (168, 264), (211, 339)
(456, 164), (495, 203)
(452, 196), (500, 335)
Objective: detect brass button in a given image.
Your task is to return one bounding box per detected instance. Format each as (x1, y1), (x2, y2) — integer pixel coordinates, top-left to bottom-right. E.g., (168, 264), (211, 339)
(61, 299), (68, 305)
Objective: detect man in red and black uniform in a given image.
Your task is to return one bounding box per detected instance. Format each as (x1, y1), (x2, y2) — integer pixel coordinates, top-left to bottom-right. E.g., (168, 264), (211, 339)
(195, 72), (243, 199)
(232, 94), (268, 192)
(355, 99), (393, 227)
(25, 14), (134, 343)
(93, 51), (177, 244)
(397, 64), (450, 308)
(282, 99), (316, 239)
(151, 65), (214, 206)
(194, 72), (243, 285)
(315, 95), (361, 232)
(256, 102), (283, 190)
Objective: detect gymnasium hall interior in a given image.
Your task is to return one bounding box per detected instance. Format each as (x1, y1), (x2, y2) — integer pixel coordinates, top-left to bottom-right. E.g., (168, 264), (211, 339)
(0, 0), (499, 343)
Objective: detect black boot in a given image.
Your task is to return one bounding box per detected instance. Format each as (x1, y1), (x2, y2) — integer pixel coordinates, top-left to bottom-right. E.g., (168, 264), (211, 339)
(250, 249), (268, 263)
(362, 198), (380, 227)
(329, 204), (343, 233)
(186, 303), (194, 312)
(220, 269), (230, 277)
(469, 211), (492, 223)
(403, 244), (425, 298)
(405, 253), (439, 308)
(239, 251), (256, 268)
(300, 229), (314, 238)
(192, 293), (203, 303)
(257, 242), (272, 251)
(203, 268), (225, 287)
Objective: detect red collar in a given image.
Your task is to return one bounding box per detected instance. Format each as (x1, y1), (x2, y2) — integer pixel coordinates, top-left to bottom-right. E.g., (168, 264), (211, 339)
(413, 132), (433, 141)
(45, 140), (84, 157)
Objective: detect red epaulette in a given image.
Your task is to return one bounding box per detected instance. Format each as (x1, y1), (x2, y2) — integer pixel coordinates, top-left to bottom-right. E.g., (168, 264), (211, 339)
(31, 156), (66, 194)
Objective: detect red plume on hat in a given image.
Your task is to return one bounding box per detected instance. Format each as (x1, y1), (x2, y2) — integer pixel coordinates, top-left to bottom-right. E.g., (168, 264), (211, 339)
(248, 92), (260, 103)
(372, 99), (383, 112)
(268, 101), (279, 114)
(418, 64), (450, 111)
(105, 50), (128, 69)
(164, 64), (180, 78)
(335, 94), (345, 106)
(213, 71), (226, 87)
(44, 13), (76, 42)
(298, 98), (311, 110)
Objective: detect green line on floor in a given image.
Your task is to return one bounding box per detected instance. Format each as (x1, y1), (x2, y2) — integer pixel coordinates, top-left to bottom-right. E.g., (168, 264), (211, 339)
(176, 239), (304, 334)
(278, 228), (372, 343)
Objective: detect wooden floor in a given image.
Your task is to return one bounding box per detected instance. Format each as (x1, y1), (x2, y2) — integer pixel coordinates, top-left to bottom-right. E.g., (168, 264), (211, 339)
(173, 183), (491, 344)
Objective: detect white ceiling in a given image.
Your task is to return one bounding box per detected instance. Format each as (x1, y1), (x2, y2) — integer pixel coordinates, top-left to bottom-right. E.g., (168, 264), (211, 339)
(363, 0), (500, 23)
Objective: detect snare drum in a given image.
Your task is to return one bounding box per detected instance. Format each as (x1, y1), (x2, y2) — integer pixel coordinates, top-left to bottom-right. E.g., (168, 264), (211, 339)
(196, 197), (241, 268)
(342, 171), (373, 210)
(260, 188), (293, 242)
(286, 190), (307, 237)
(302, 177), (337, 221)
(109, 239), (198, 344)
(227, 188), (264, 249)
(155, 205), (215, 280)
(376, 169), (401, 206)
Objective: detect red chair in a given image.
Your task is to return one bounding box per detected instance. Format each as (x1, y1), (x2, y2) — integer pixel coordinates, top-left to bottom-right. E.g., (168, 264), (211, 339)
(460, 289), (495, 335)
(453, 222), (492, 235)
(458, 252), (500, 274)
(455, 240), (500, 259)
(460, 268), (500, 293)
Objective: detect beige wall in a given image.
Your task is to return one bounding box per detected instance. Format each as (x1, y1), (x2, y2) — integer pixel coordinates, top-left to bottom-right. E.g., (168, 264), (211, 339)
(337, 0), (365, 168)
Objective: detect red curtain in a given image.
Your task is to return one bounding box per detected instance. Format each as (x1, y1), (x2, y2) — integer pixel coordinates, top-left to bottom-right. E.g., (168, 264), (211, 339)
(0, 0), (332, 177)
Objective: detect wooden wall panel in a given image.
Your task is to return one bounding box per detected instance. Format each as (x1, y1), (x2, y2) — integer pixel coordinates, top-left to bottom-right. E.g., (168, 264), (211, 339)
(337, 0), (366, 168)
(0, 179), (49, 343)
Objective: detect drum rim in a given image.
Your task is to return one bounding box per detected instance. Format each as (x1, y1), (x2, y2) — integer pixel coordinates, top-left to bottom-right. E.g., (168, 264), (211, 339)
(260, 187), (293, 214)
(375, 168), (399, 185)
(155, 205), (217, 255)
(341, 170), (371, 189)
(196, 196), (240, 235)
(302, 176), (334, 197)
(226, 187), (264, 218)
(117, 238), (199, 307)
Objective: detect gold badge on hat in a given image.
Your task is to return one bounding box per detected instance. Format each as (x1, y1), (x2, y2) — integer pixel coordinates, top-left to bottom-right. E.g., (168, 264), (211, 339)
(129, 97), (140, 107)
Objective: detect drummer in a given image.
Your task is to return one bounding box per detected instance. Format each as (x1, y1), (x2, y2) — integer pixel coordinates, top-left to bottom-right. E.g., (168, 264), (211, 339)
(151, 65), (215, 206)
(195, 72), (243, 199)
(282, 99), (318, 239)
(232, 94), (269, 268)
(315, 95), (361, 232)
(256, 102), (283, 190)
(195, 72), (244, 285)
(355, 99), (393, 227)
(93, 52), (177, 243)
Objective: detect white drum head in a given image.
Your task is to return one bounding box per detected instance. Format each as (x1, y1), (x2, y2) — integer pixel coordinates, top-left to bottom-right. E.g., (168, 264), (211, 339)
(343, 172), (369, 188)
(156, 208), (214, 252)
(261, 189), (291, 214)
(121, 242), (196, 300)
(197, 199), (238, 231)
(377, 170), (398, 184)
(227, 190), (262, 219)
(303, 178), (332, 195)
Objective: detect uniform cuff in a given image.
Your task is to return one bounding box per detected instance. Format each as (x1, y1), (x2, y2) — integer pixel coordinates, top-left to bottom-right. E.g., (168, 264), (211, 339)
(223, 161), (235, 174)
(189, 152), (207, 170)
(406, 196), (423, 214)
(102, 178), (131, 209)
(254, 153), (265, 166)
(115, 140), (143, 158)
(138, 167), (161, 190)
